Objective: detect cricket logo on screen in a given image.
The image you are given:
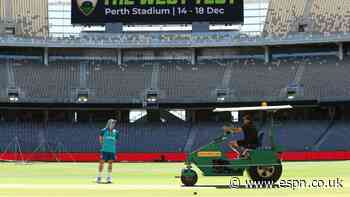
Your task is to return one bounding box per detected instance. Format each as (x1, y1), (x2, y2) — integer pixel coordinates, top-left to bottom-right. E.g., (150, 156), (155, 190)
(77, 0), (98, 16)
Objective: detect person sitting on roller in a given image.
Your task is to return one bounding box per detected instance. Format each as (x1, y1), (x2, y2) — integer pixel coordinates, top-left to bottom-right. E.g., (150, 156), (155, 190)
(223, 115), (258, 157)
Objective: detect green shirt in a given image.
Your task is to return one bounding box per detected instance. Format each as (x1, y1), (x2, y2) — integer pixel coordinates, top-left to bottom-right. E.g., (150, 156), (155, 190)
(100, 128), (119, 153)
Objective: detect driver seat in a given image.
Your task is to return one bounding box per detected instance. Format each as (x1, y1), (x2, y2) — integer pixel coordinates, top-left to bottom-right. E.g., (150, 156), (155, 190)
(238, 132), (265, 159)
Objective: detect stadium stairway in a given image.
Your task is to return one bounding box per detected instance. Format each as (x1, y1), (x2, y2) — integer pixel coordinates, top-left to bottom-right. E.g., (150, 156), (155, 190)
(318, 120), (350, 151)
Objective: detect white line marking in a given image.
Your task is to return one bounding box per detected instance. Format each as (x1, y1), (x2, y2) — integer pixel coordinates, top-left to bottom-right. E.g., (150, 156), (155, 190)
(0, 184), (213, 190)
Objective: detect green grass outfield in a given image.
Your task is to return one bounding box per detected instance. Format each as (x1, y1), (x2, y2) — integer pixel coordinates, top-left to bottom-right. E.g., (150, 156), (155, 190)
(0, 161), (349, 197)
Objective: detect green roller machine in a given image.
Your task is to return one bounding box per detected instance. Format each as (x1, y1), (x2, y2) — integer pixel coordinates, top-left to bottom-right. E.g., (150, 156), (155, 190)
(180, 105), (292, 186)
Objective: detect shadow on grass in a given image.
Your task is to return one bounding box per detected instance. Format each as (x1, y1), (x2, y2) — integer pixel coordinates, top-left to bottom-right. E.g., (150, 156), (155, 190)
(183, 184), (281, 189)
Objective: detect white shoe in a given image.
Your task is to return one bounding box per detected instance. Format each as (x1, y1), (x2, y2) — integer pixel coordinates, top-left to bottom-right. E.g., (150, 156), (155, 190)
(106, 177), (112, 183)
(96, 176), (102, 183)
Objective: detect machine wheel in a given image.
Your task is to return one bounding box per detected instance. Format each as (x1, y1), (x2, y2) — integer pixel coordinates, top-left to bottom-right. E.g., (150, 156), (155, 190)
(247, 163), (282, 184)
(181, 169), (198, 186)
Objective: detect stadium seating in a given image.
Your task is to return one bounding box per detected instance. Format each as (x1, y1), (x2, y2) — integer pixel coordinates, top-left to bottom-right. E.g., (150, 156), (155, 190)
(3, 0), (350, 41)
(11, 62), (80, 102)
(0, 121), (191, 153)
(0, 63), (8, 97)
(118, 122), (191, 152)
(300, 56), (350, 100)
(272, 120), (331, 150)
(189, 120), (341, 152)
(319, 121), (350, 151)
(159, 61), (225, 102)
(227, 58), (296, 100)
(2, 1), (350, 159)
(1, 56), (350, 102)
(264, 0), (350, 36)
(310, 0), (350, 33)
(86, 62), (153, 103)
(264, 0), (306, 36)
(0, 122), (45, 152)
(1, 119), (347, 153)
(189, 122), (223, 151)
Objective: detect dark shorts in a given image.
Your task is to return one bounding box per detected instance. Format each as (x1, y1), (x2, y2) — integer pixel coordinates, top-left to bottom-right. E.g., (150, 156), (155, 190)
(101, 152), (116, 161)
(237, 140), (258, 149)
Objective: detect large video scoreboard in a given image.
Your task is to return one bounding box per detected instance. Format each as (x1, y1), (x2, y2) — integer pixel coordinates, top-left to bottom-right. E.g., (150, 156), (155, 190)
(71, 0), (244, 24)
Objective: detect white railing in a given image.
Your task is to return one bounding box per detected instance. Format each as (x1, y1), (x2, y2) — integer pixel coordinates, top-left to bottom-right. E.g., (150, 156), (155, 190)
(0, 31), (350, 48)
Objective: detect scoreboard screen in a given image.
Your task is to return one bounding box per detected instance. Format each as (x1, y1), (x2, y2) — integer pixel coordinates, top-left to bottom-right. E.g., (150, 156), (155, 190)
(71, 0), (244, 24)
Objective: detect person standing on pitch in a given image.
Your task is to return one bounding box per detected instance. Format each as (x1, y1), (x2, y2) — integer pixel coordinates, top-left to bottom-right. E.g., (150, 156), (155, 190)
(96, 119), (119, 183)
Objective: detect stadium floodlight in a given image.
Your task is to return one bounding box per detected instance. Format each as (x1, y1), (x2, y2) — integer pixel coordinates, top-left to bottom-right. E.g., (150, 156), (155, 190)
(7, 88), (19, 103)
(143, 89), (159, 108)
(287, 94), (295, 100)
(145, 89), (159, 103)
(8, 94), (19, 102)
(78, 95), (88, 103)
(286, 84), (302, 100)
(146, 96), (157, 102)
(216, 89), (228, 102)
(217, 97), (225, 102)
(287, 87), (297, 99)
(77, 89), (89, 103)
